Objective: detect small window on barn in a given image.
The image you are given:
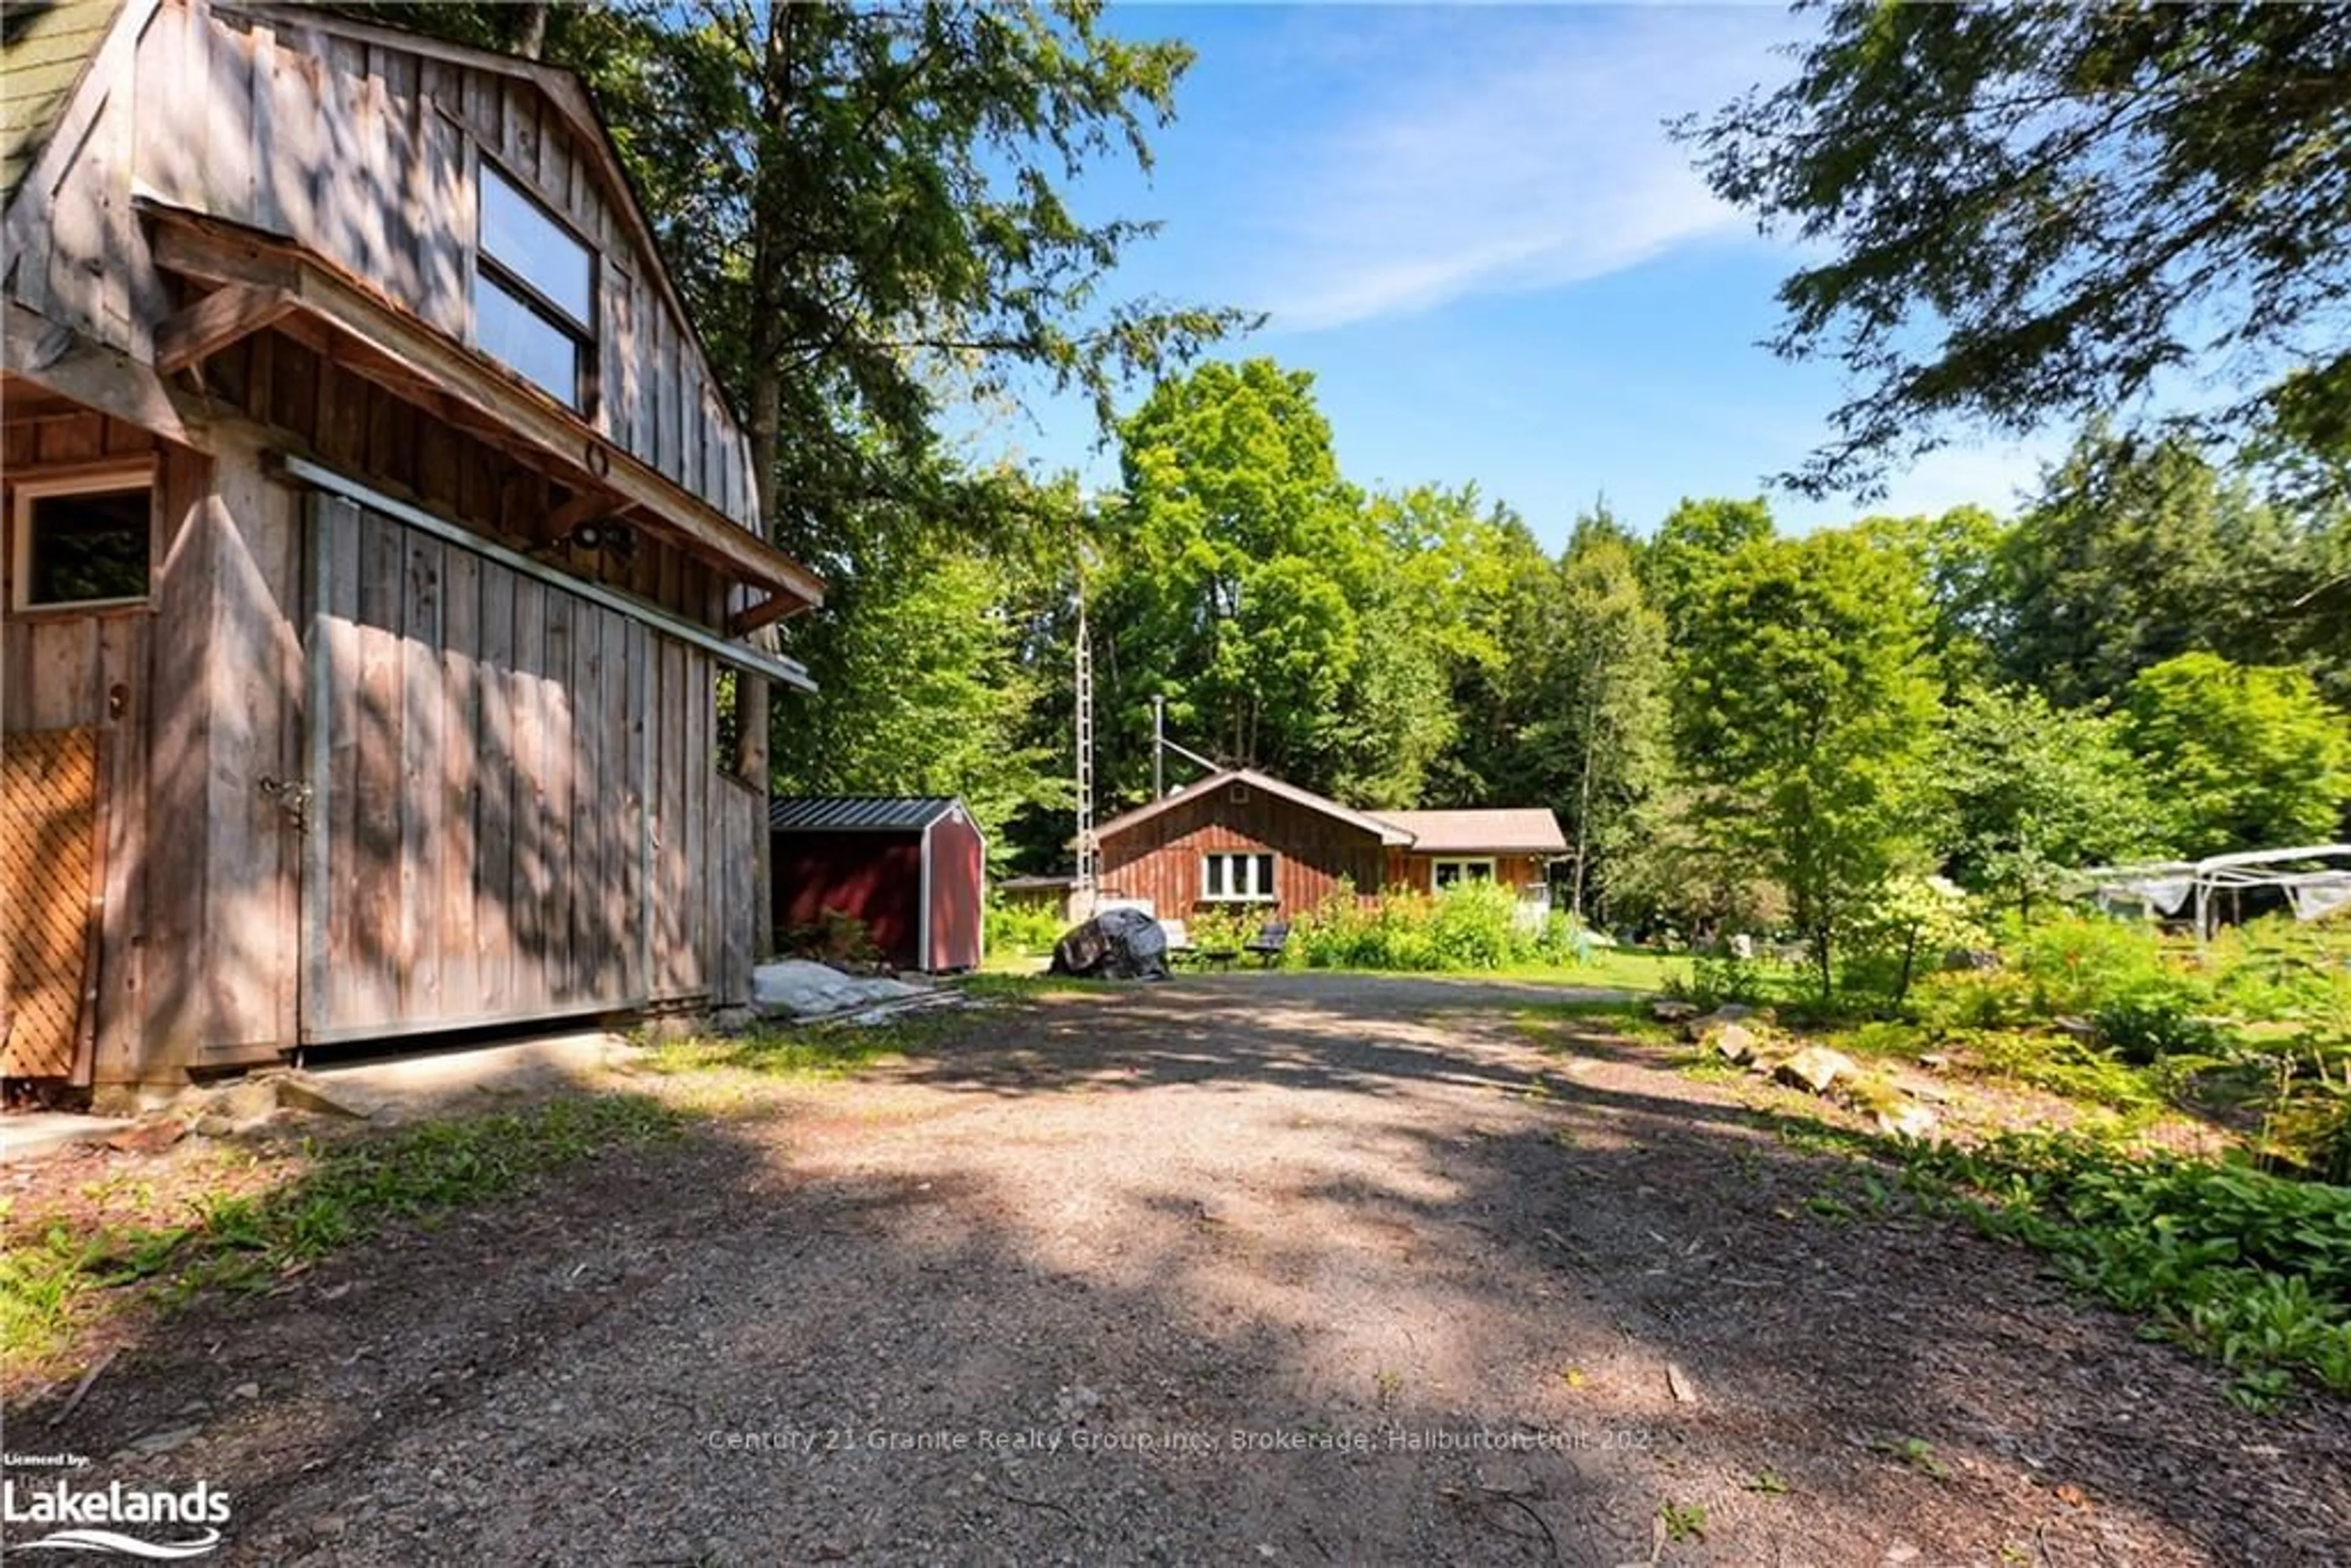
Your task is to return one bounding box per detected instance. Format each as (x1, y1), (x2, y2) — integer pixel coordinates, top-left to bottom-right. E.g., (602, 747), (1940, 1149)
(476, 163), (594, 412)
(714, 669), (743, 771)
(1201, 851), (1277, 903)
(10, 468), (154, 610)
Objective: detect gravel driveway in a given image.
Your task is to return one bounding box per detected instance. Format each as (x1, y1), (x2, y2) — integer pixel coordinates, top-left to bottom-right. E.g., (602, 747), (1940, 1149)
(34, 975), (2351, 1564)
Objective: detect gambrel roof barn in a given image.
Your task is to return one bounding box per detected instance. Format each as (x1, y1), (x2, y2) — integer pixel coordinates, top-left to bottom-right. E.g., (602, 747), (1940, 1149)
(1, 0), (820, 1088)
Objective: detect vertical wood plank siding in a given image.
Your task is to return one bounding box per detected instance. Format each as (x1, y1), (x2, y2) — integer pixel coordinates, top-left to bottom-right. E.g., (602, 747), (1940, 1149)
(96, 1), (762, 528)
(299, 500), (735, 1040)
(1098, 787), (1388, 918)
(1384, 852), (1547, 895)
(3, 4), (781, 1081)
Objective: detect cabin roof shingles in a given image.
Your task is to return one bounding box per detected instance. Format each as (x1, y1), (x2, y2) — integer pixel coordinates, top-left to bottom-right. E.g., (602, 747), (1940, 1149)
(1091, 768), (1565, 856)
(1368, 808), (1569, 856)
(0, 0), (119, 212)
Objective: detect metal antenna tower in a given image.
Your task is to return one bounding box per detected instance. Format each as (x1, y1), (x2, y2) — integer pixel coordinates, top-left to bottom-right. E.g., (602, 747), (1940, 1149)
(1073, 545), (1098, 905)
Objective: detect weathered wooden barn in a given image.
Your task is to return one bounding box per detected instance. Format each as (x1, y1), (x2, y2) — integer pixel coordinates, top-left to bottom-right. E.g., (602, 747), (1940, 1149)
(1093, 768), (1566, 919)
(769, 797), (986, 974)
(1, 0), (822, 1090)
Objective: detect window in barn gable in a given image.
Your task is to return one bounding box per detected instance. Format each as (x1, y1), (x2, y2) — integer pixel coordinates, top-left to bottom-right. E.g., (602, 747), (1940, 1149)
(476, 162), (594, 413)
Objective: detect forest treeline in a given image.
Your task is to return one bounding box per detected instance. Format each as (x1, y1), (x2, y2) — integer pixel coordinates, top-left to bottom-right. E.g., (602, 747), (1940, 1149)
(769, 358), (2351, 962)
(350, 2), (2351, 975)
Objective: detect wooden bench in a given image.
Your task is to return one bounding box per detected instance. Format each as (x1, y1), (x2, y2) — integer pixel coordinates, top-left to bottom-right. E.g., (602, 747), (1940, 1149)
(1161, 919), (1239, 970)
(1245, 921), (1290, 966)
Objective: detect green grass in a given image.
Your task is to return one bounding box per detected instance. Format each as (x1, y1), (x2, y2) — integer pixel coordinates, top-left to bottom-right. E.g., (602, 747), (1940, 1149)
(645, 1023), (921, 1081)
(955, 972), (1114, 1002)
(1, 1094), (687, 1376)
(1513, 997), (1676, 1049)
(1295, 947), (1688, 994)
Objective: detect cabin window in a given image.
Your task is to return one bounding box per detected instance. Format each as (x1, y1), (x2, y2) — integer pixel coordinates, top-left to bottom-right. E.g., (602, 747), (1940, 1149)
(1201, 851), (1277, 903)
(1431, 857), (1497, 888)
(476, 163), (594, 411)
(10, 469), (154, 610)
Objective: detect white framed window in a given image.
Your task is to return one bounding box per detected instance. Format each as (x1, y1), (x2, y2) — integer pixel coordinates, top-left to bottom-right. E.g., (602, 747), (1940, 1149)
(1431, 857), (1496, 889)
(10, 465), (156, 611)
(1201, 850), (1277, 903)
(475, 162), (595, 411)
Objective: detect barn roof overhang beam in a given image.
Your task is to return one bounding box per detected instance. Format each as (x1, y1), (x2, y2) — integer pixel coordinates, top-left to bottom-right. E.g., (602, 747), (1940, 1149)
(139, 200), (824, 624)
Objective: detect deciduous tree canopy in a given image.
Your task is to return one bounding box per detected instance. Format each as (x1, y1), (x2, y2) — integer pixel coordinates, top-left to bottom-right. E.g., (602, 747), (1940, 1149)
(1682, 2), (2351, 497)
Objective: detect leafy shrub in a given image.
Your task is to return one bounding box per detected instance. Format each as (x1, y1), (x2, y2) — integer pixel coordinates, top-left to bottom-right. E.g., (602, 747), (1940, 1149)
(781, 907), (881, 966)
(1920, 912), (2213, 1035)
(2094, 992), (2225, 1065)
(1684, 948), (1772, 1007)
(1284, 879), (1581, 972)
(1183, 906), (1267, 956)
(984, 894), (1066, 957)
(2207, 916), (2351, 1030)
(1901, 1131), (2351, 1400)
(1842, 876), (1993, 1009)
(2012, 913), (2208, 1019)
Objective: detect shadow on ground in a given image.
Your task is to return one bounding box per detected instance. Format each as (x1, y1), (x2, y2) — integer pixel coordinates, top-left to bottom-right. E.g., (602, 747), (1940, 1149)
(8, 974), (2346, 1564)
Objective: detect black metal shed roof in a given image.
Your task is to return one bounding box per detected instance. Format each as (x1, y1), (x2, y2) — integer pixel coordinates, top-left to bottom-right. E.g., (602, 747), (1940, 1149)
(768, 795), (964, 833)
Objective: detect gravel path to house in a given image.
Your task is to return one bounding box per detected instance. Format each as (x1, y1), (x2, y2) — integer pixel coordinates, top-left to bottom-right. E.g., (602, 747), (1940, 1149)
(23, 974), (2351, 1565)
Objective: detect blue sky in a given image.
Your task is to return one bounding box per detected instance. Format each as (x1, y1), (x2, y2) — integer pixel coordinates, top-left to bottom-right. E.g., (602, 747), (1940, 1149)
(959, 3), (2066, 553)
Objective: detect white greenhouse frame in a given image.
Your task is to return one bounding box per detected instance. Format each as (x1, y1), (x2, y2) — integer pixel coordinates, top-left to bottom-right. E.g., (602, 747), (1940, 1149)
(2067, 844), (2351, 941)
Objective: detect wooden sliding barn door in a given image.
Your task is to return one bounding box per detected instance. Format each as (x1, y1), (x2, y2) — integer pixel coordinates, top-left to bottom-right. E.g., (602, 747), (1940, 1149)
(299, 495), (652, 1043)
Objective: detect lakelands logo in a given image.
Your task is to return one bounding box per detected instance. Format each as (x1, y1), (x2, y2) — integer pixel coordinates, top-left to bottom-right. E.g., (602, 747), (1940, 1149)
(2, 1477), (230, 1558)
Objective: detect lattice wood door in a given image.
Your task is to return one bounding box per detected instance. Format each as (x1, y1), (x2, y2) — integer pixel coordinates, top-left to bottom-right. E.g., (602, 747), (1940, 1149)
(1, 728), (100, 1079)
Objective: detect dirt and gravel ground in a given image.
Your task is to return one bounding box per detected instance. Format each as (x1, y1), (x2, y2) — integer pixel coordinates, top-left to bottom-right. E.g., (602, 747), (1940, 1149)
(12, 973), (2351, 1565)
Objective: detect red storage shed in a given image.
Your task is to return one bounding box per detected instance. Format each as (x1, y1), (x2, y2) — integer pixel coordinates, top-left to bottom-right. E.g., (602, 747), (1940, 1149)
(769, 797), (987, 973)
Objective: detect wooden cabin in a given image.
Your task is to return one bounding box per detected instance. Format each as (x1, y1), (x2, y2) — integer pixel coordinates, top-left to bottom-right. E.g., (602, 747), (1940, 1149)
(1093, 768), (1566, 920)
(0, 0), (823, 1092)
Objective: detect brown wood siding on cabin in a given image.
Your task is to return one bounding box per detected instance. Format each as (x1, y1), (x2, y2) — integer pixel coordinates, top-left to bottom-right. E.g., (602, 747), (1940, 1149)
(0, 430), (762, 1078)
(1098, 787), (1386, 917)
(1386, 852), (1548, 895)
(6, 0), (758, 527)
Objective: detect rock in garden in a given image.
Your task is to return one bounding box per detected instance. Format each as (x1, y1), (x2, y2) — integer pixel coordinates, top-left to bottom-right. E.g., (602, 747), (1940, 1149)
(1941, 948), (2002, 972)
(1651, 1000), (1700, 1024)
(105, 1118), (188, 1155)
(2052, 1016), (2097, 1043)
(1682, 1001), (1757, 1040)
(1775, 1045), (1857, 1096)
(114, 1425), (204, 1460)
(277, 1072), (383, 1120)
(1874, 1103), (1939, 1140)
(1709, 1022), (1763, 1065)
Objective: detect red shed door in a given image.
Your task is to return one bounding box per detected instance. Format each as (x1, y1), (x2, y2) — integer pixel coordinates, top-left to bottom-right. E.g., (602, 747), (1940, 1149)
(774, 833), (924, 969)
(924, 812), (985, 971)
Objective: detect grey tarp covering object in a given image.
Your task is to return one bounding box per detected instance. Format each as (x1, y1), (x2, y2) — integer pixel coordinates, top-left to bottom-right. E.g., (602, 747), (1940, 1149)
(1050, 906), (1171, 980)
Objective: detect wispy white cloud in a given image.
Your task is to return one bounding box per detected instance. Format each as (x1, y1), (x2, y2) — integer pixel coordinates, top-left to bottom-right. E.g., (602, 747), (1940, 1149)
(1249, 7), (1799, 332)
(1872, 435), (2064, 521)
